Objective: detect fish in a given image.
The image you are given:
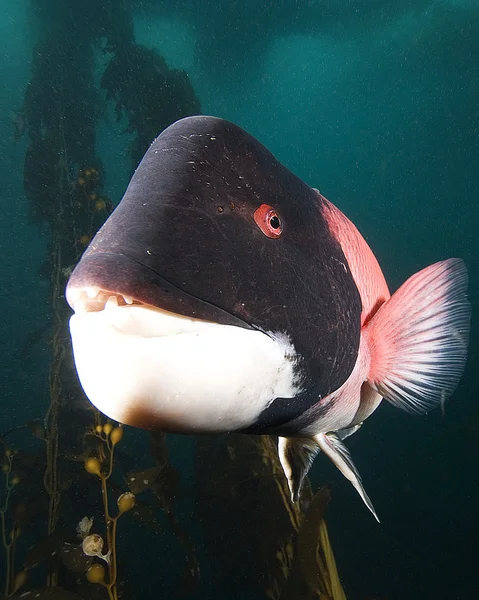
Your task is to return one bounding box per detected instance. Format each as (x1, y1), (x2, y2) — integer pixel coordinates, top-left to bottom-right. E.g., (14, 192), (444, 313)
(66, 115), (471, 521)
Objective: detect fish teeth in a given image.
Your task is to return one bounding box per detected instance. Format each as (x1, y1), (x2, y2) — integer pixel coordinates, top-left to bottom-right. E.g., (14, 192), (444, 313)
(105, 296), (119, 311)
(86, 287), (100, 299)
(123, 295), (133, 305)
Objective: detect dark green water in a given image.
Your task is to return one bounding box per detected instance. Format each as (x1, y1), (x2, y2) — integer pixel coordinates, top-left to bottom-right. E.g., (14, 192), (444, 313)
(1, 1), (477, 599)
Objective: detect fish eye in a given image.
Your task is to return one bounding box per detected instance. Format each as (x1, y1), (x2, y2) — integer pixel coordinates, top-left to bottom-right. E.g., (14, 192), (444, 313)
(254, 204), (283, 239)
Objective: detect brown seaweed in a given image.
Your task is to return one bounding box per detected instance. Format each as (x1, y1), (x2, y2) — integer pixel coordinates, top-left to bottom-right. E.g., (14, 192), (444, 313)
(101, 43), (201, 169)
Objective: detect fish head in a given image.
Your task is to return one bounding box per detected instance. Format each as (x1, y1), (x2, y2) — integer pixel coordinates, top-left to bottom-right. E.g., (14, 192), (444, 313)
(66, 116), (361, 434)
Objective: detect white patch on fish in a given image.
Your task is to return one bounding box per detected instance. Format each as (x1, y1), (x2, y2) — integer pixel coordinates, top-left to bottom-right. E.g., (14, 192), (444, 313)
(69, 297), (303, 433)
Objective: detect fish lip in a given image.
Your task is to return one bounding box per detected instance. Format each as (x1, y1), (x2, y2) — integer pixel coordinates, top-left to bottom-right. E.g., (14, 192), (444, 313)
(66, 251), (254, 330)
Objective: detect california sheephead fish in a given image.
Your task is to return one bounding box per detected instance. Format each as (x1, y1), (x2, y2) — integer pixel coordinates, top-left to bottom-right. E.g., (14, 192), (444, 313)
(66, 116), (471, 520)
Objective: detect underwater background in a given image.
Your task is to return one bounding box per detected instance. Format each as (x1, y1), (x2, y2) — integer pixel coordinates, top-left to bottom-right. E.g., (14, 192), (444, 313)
(0, 1), (477, 599)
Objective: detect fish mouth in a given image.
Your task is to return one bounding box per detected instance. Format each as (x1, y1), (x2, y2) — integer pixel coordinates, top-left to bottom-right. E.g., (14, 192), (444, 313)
(67, 286), (142, 313)
(68, 287), (223, 342)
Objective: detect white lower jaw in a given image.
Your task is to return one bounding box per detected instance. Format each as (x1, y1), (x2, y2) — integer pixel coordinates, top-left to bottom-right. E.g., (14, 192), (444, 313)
(69, 303), (301, 433)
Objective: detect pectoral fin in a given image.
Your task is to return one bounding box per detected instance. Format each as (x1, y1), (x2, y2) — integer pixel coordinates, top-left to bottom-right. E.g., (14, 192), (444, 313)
(278, 436), (320, 503)
(277, 425), (378, 522)
(314, 432), (379, 522)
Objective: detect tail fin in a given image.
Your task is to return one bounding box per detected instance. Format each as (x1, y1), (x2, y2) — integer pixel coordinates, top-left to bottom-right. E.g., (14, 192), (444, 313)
(365, 258), (471, 414)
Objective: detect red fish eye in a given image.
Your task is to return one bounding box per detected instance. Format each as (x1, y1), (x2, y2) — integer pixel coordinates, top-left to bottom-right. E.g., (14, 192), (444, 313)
(254, 204), (283, 239)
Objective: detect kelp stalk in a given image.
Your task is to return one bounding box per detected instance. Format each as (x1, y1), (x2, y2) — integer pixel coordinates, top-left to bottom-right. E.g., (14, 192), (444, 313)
(1, 450), (24, 596)
(84, 424), (135, 600)
(1, 451), (14, 595)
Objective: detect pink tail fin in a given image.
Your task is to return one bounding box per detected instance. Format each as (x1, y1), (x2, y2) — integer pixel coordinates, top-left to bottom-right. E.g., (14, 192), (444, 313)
(365, 258), (471, 414)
